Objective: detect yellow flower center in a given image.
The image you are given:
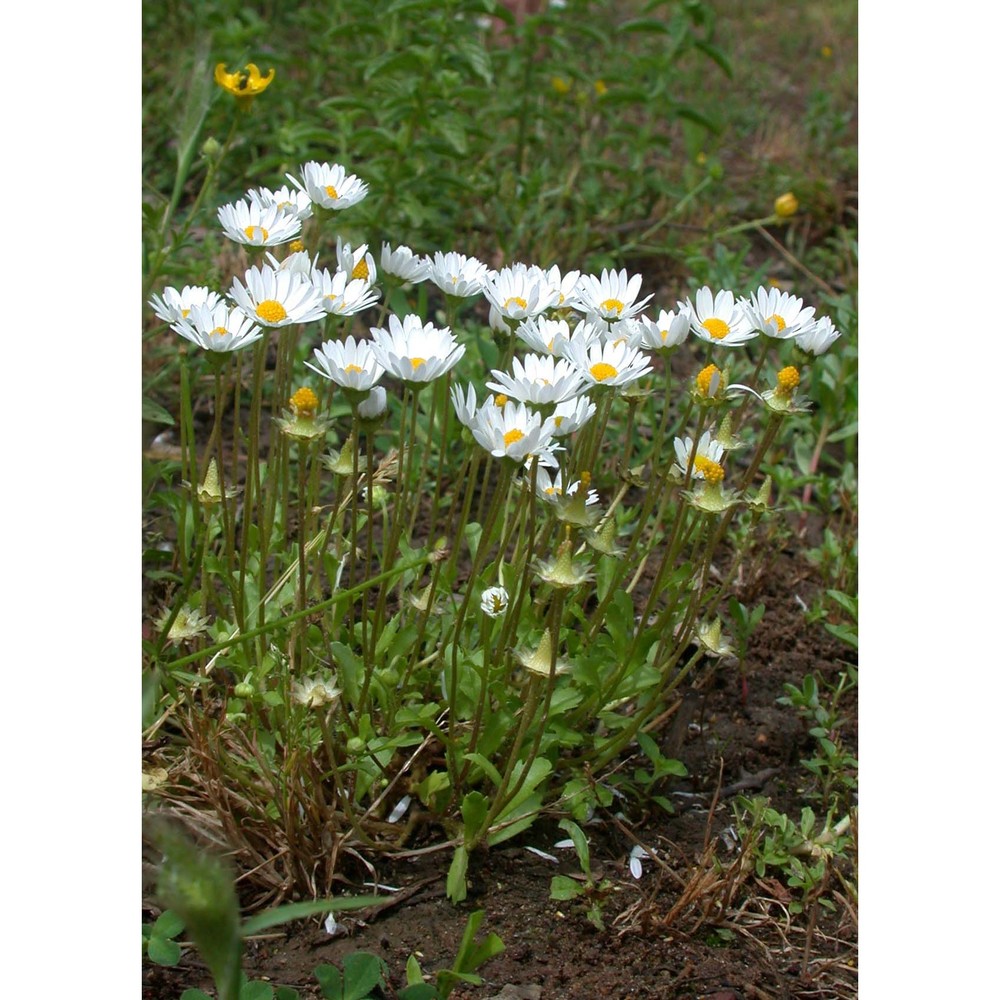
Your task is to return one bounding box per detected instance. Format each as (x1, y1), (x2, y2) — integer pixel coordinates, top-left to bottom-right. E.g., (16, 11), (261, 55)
(695, 456), (724, 484)
(344, 363), (364, 374)
(290, 387), (319, 415)
(495, 394), (508, 407)
(553, 415), (564, 428)
(579, 471), (591, 489)
(504, 428), (525, 448)
(503, 296), (528, 311)
(289, 239), (305, 253)
(765, 314), (787, 332)
(590, 362), (618, 382)
(325, 185), (339, 200)
(410, 357), (426, 369)
(351, 259), (369, 281)
(695, 364), (721, 396)
(210, 326), (228, 337)
(244, 225), (269, 242)
(702, 317), (730, 339)
(180, 308), (191, 318)
(600, 297), (625, 316)
(256, 299), (287, 323)
(777, 365), (800, 392)
(544, 486), (559, 496)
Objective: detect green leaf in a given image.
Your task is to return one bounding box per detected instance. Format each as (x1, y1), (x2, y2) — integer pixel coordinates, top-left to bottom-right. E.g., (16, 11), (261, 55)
(549, 875), (584, 901)
(342, 953), (387, 1000)
(147, 935), (182, 966)
(557, 818), (591, 878)
(143, 397), (175, 426)
(398, 986), (439, 1000)
(693, 39), (733, 77)
(241, 982), (274, 1000)
(314, 963), (344, 998)
(275, 989), (300, 1000)
(153, 909), (185, 938)
(181, 991), (213, 1000)
(241, 896), (384, 936)
(447, 846), (469, 903)
(462, 752), (503, 789)
(461, 791), (489, 845)
(405, 954), (425, 987)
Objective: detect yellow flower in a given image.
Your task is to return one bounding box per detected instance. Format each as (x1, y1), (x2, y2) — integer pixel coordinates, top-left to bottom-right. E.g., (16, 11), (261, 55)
(551, 75), (571, 95)
(214, 62), (275, 105)
(594, 79), (608, 97)
(774, 192), (799, 218)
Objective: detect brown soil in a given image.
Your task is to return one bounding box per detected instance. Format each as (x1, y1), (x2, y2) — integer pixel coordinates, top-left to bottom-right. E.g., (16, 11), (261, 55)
(143, 544), (858, 1000)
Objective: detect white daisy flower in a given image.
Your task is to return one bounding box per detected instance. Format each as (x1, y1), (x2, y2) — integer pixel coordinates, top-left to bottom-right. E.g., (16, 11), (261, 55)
(229, 264), (326, 327)
(311, 267), (381, 316)
(149, 285), (222, 324)
(486, 354), (586, 407)
(306, 336), (385, 392)
(217, 198), (302, 247)
(247, 184), (314, 222)
(688, 286), (756, 346)
(565, 337), (653, 389)
(542, 265), (582, 310)
(551, 318), (604, 360)
(671, 430), (725, 479)
(633, 306), (692, 351)
(480, 586), (510, 618)
(289, 161), (369, 211)
(335, 237), (377, 286)
(450, 382), (481, 428)
(381, 243), (431, 283)
(291, 676), (342, 708)
(575, 267), (653, 322)
(796, 315), (841, 355)
(514, 316), (572, 356)
(544, 395), (596, 437)
(425, 251), (491, 298)
(264, 249), (317, 276)
(529, 466), (599, 506)
(172, 302), (263, 352)
(740, 286), (817, 340)
(369, 314), (466, 384)
(358, 386), (388, 420)
(468, 399), (559, 464)
(483, 263), (561, 325)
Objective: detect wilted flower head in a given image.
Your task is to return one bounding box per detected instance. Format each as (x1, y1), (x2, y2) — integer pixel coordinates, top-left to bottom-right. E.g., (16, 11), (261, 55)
(155, 605), (211, 645)
(335, 237), (377, 286)
(696, 618), (734, 658)
(291, 676), (341, 709)
(534, 538), (594, 587)
(516, 629), (570, 677)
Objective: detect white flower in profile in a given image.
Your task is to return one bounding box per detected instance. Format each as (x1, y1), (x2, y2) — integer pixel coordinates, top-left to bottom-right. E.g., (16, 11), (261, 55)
(217, 198), (302, 247)
(369, 314), (466, 384)
(480, 586), (510, 618)
(289, 161), (369, 211)
(515, 316), (572, 356)
(358, 386), (387, 420)
(565, 337), (653, 389)
(688, 286), (756, 346)
(425, 251), (491, 298)
(264, 249), (317, 277)
(634, 306), (692, 351)
(483, 263), (561, 325)
(544, 395), (596, 437)
(468, 398), (558, 464)
(796, 315), (841, 356)
(335, 237), (377, 286)
(247, 184), (314, 222)
(551, 318), (604, 360)
(740, 286), (816, 340)
(486, 354), (586, 407)
(542, 265), (582, 310)
(530, 466), (599, 506)
(311, 267), (381, 316)
(672, 430), (725, 479)
(230, 264), (326, 327)
(575, 268), (653, 322)
(450, 383), (480, 429)
(172, 302), (263, 352)
(306, 336), (385, 392)
(381, 243), (430, 283)
(149, 285), (222, 324)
